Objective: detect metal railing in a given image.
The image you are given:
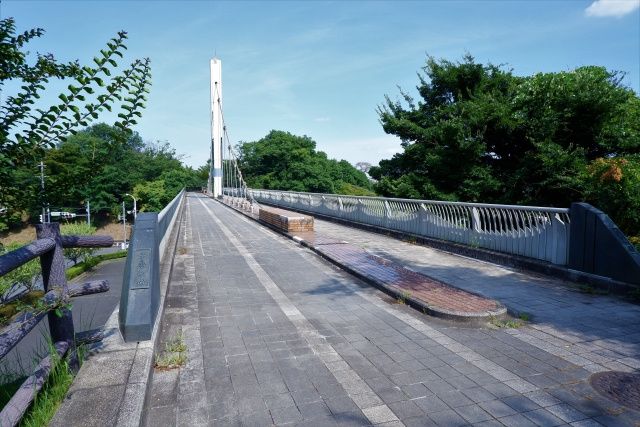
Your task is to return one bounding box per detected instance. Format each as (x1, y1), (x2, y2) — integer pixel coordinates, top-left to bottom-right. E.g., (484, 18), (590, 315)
(249, 189), (570, 265)
(0, 224), (112, 426)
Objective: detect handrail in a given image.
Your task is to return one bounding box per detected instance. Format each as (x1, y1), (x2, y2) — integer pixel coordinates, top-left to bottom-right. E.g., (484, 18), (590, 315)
(249, 189), (571, 265)
(0, 238), (56, 276)
(249, 189), (569, 214)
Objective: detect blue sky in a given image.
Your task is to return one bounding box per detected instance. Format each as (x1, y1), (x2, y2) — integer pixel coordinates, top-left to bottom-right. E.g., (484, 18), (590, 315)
(3, 0), (639, 169)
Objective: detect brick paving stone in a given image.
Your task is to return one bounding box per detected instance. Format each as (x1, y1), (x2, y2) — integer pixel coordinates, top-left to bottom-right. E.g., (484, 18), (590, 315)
(546, 403), (589, 423)
(387, 400), (424, 419)
(427, 409), (469, 426)
(498, 413), (540, 427)
(271, 405), (303, 424)
(454, 404), (494, 423)
(361, 404), (399, 424)
(413, 394), (450, 413)
(479, 399), (519, 418)
(401, 383), (431, 398)
(522, 408), (567, 426)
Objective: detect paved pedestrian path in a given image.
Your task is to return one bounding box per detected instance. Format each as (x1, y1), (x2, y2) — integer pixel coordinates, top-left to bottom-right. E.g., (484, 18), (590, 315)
(147, 193), (640, 426)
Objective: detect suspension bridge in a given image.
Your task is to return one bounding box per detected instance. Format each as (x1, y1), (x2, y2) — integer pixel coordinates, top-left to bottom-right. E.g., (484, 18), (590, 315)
(2, 58), (640, 427)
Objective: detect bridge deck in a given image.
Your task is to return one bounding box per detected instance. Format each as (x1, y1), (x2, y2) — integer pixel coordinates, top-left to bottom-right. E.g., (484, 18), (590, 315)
(147, 193), (640, 426)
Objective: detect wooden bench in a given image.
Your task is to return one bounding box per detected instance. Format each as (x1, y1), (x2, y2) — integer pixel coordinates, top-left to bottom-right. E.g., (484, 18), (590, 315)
(259, 206), (314, 232)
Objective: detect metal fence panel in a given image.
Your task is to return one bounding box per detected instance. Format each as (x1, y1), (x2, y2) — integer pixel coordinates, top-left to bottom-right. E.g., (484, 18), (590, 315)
(249, 189), (570, 265)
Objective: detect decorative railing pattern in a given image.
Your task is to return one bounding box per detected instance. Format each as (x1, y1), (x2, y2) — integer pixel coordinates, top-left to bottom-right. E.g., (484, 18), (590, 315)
(0, 224), (113, 426)
(249, 190), (571, 265)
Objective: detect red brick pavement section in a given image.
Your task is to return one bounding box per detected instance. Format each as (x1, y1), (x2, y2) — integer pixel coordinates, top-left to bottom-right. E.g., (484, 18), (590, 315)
(313, 243), (501, 315)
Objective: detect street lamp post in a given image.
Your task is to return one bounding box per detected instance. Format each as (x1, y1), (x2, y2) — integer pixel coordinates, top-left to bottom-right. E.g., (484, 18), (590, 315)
(122, 201), (127, 250)
(125, 193), (137, 220)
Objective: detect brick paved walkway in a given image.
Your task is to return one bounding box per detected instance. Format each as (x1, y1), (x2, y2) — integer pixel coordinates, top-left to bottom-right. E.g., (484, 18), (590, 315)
(312, 243), (502, 317)
(146, 194), (640, 426)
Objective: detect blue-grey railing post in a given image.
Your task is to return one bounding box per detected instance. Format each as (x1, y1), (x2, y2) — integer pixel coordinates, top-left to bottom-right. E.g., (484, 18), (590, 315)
(383, 201), (391, 228)
(119, 213), (160, 341)
(35, 223), (77, 370)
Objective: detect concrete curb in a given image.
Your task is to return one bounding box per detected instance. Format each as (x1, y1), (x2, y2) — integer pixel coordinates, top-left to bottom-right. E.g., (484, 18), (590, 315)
(216, 199), (507, 325)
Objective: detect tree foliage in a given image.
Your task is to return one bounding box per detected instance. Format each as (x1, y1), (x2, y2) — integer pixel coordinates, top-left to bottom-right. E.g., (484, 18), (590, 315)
(1, 124), (205, 231)
(0, 18), (151, 230)
(373, 54), (640, 236)
(237, 130), (372, 194)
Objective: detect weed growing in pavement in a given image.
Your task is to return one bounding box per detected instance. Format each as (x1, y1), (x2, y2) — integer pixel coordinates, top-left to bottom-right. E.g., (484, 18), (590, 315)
(403, 236), (417, 244)
(518, 312), (532, 322)
(489, 313), (530, 329)
(155, 329), (187, 370)
(396, 290), (412, 305)
(577, 284), (609, 295)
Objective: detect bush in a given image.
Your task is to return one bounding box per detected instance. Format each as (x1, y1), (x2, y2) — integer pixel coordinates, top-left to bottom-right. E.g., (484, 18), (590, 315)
(65, 250), (127, 280)
(60, 223), (97, 265)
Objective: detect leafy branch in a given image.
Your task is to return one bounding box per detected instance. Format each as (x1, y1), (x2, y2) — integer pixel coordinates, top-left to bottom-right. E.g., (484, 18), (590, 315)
(1, 19), (153, 163)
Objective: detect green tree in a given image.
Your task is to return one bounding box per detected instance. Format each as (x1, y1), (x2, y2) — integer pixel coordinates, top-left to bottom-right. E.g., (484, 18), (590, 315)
(374, 54), (640, 236)
(237, 130), (372, 194)
(133, 180), (168, 212)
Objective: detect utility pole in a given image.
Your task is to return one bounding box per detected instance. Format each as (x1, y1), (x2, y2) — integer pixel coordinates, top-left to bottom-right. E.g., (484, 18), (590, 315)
(86, 200), (91, 226)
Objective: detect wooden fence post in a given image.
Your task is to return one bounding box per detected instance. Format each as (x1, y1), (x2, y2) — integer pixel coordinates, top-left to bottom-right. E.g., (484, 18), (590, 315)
(35, 223), (77, 370)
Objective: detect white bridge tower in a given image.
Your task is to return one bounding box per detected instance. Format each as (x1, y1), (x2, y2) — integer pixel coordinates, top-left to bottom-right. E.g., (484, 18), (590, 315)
(209, 58), (223, 197)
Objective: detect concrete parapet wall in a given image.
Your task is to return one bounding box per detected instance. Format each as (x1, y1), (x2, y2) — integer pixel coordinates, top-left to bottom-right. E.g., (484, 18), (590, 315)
(569, 203), (640, 286)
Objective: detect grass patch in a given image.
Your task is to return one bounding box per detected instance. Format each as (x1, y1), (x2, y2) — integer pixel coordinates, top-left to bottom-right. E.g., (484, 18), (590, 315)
(20, 354), (74, 427)
(396, 290), (411, 305)
(0, 343), (86, 426)
(403, 236), (417, 244)
(155, 330), (187, 370)
(66, 250), (127, 280)
(489, 312), (531, 329)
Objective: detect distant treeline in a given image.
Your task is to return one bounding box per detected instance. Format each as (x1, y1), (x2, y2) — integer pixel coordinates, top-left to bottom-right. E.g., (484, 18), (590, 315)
(1, 123), (206, 231)
(237, 130), (374, 196)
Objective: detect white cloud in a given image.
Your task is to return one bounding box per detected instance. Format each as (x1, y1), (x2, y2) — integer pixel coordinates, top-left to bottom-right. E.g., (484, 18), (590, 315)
(314, 116), (331, 123)
(585, 0), (640, 17)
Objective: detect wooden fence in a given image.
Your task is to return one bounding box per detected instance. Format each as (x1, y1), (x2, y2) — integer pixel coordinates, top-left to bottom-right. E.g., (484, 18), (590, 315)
(0, 223), (113, 427)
